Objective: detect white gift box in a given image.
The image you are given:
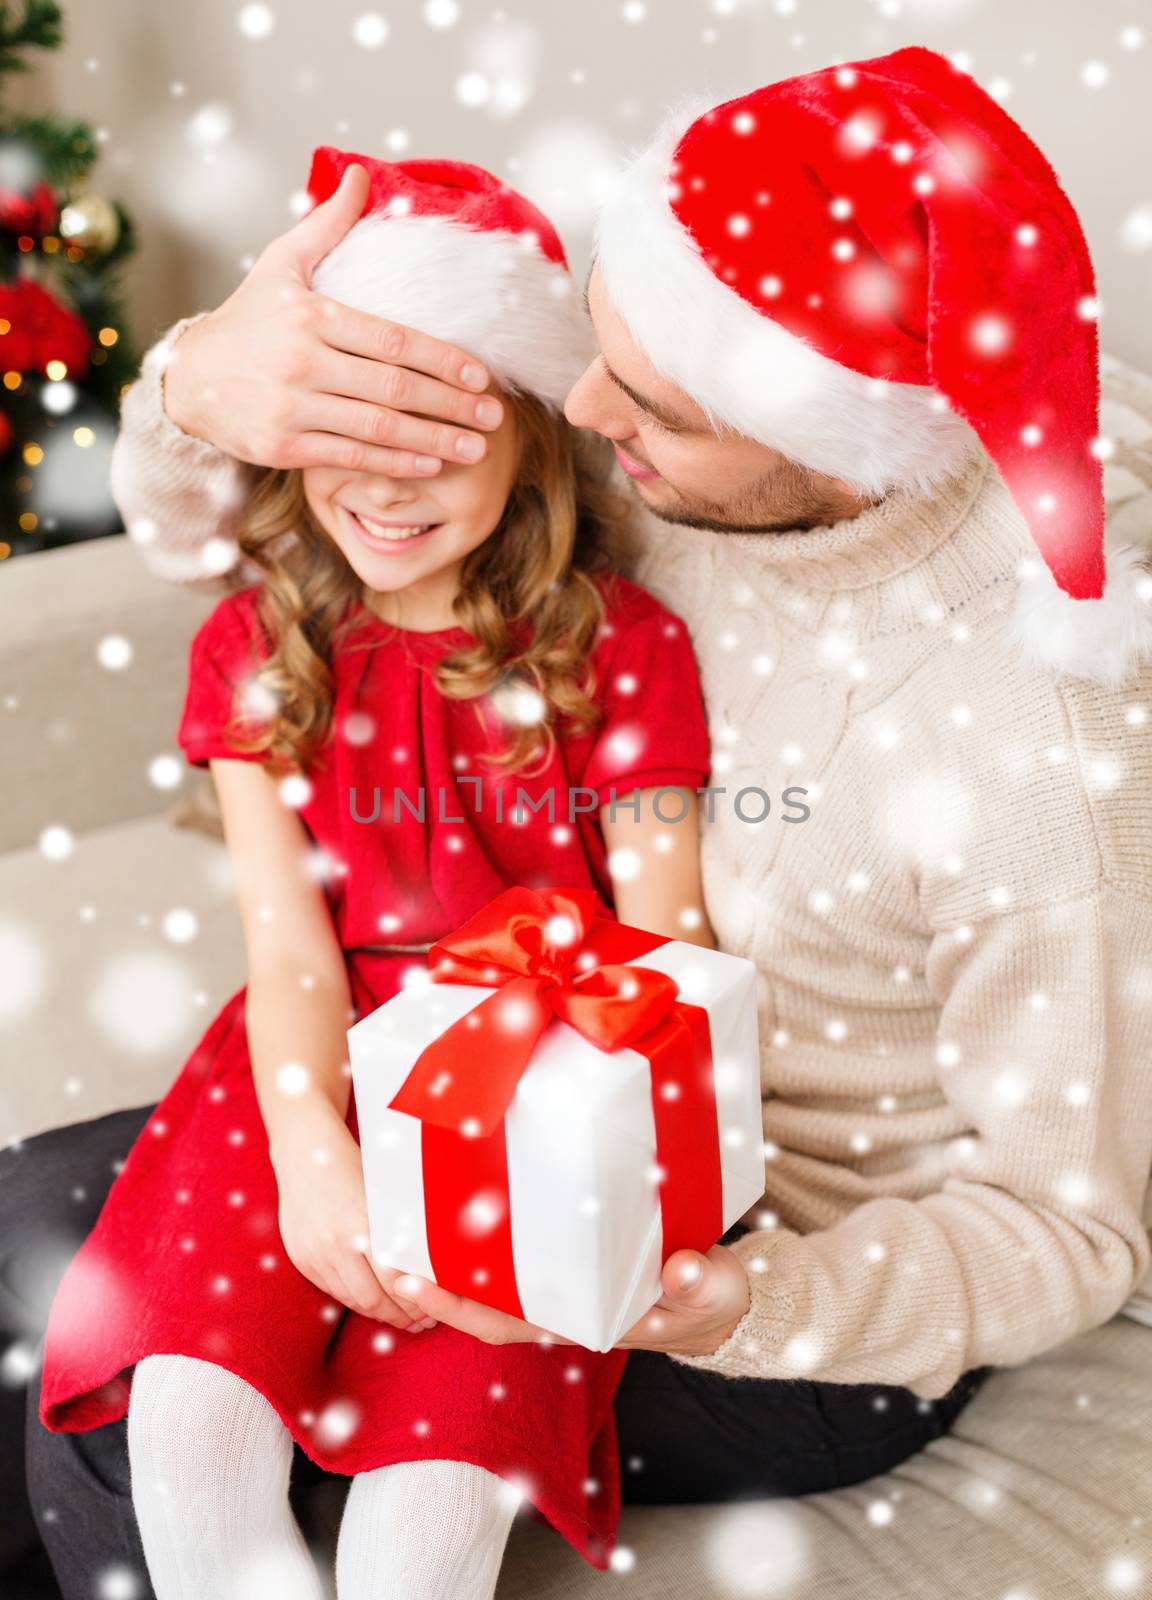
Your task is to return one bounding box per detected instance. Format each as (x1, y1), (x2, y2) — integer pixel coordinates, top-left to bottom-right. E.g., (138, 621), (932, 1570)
(347, 938), (764, 1351)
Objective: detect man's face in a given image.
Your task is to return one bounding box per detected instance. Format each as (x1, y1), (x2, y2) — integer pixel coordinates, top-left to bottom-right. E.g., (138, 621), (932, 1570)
(565, 263), (873, 534)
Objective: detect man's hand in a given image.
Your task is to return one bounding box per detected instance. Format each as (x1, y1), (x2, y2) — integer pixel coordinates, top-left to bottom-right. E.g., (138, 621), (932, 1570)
(391, 1244), (751, 1356)
(616, 1245), (751, 1354)
(163, 162), (505, 477)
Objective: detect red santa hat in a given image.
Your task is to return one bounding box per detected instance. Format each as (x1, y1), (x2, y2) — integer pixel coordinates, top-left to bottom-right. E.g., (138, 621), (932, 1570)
(594, 46), (1152, 683)
(304, 146), (591, 413)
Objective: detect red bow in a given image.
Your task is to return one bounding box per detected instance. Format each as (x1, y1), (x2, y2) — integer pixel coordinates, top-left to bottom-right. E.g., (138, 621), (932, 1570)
(389, 887), (680, 1138)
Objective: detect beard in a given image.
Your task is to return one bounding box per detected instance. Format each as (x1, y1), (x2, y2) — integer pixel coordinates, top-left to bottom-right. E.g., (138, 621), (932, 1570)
(636, 451), (880, 534)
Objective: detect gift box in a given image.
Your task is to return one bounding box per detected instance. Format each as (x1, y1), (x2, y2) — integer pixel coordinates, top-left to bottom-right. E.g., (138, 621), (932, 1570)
(347, 886), (765, 1351)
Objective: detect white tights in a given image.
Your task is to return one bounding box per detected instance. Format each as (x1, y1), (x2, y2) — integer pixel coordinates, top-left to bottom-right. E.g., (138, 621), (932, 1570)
(127, 1353), (519, 1600)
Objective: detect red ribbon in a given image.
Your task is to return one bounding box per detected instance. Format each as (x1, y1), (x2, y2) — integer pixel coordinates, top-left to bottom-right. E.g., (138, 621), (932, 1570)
(387, 887), (725, 1328)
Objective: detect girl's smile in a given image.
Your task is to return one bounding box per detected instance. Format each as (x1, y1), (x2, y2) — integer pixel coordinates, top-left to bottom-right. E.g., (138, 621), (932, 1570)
(303, 382), (521, 630)
(339, 502), (446, 556)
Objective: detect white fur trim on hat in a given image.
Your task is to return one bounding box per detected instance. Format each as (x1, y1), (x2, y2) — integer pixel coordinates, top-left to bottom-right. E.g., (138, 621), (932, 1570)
(311, 210), (593, 412)
(1005, 540), (1152, 686)
(593, 97), (976, 498)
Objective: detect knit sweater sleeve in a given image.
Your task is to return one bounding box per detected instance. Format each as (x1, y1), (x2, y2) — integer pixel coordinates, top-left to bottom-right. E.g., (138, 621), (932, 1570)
(109, 312), (261, 593)
(670, 882), (1152, 1399)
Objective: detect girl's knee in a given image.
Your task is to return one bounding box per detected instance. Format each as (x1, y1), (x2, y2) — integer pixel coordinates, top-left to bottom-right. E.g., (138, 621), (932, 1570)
(128, 1354), (290, 1475)
(350, 1458), (518, 1544)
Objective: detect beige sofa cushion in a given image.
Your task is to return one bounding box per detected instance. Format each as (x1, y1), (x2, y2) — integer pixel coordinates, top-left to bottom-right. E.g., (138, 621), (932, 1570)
(0, 810), (244, 1146)
(0, 536), (220, 856)
(494, 1311), (1152, 1598)
(168, 770), (226, 841)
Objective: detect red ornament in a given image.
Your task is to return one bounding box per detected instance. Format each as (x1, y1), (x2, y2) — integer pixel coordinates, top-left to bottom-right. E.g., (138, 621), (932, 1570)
(0, 408), (12, 455)
(0, 278), (91, 379)
(0, 178), (57, 238)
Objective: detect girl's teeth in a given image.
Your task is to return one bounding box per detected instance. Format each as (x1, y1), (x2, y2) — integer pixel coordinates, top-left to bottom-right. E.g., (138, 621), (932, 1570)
(354, 512), (433, 541)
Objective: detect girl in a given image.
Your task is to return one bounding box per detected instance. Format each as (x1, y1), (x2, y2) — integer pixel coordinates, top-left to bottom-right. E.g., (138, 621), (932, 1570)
(38, 148), (714, 1598)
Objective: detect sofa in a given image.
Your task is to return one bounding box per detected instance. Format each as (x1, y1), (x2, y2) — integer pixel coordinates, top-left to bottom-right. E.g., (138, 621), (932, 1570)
(4, 352), (1152, 1596)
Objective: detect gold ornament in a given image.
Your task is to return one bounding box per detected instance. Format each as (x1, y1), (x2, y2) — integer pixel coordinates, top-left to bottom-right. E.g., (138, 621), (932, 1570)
(59, 193), (120, 256)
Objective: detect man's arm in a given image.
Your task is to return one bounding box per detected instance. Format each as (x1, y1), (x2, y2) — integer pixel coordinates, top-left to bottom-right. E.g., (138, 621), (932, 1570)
(669, 884), (1152, 1400)
(111, 162), (508, 588)
(110, 312), (260, 593)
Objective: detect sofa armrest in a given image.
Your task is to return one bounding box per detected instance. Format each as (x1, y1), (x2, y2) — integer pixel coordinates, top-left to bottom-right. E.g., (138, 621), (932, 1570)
(1, 533), (221, 853)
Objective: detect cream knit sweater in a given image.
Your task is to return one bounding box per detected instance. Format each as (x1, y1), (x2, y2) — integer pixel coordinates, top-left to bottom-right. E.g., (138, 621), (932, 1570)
(111, 318), (1152, 1402)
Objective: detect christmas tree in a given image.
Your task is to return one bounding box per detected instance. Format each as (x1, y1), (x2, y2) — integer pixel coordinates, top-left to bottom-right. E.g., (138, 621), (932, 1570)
(0, 0), (136, 560)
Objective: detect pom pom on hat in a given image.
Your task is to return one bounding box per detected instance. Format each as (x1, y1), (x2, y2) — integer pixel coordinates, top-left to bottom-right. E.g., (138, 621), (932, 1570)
(595, 48), (1152, 681)
(304, 146), (592, 413)
(1005, 540), (1152, 687)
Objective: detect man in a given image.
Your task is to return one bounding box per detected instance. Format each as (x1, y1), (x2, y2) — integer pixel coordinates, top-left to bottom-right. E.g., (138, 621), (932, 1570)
(6, 45), (1152, 1598)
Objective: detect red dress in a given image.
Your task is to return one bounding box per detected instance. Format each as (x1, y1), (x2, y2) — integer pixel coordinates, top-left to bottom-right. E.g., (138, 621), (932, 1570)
(39, 572), (711, 1569)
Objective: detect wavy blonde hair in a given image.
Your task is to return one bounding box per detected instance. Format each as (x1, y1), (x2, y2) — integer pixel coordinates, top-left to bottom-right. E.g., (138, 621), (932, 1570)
(218, 388), (640, 778)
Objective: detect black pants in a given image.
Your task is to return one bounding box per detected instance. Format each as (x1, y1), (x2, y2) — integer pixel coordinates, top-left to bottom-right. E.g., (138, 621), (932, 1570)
(1, 1105), (991, 1597)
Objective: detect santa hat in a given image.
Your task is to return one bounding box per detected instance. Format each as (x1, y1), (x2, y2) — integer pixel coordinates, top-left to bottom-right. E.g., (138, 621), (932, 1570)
(594, 47), (1152, 683)
(304, 146), (591, 413)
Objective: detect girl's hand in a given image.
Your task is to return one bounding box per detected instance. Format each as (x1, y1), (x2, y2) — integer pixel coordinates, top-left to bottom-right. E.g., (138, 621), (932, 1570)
(273, 1122), (436, 1332)
(162, 162), (503, 477)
